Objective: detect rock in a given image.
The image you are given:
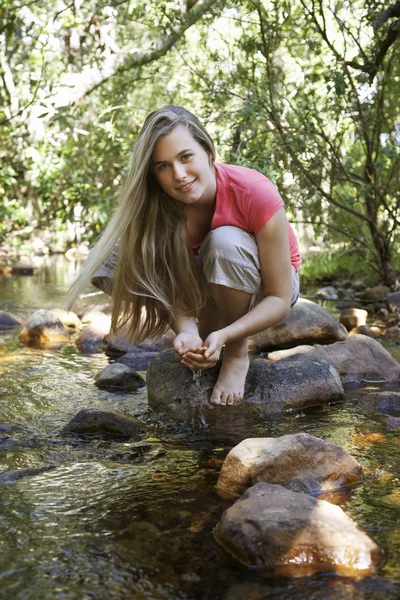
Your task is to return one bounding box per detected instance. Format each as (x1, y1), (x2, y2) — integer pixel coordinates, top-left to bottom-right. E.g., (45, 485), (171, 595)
(147, 350), (344, 423)
(95, 363), (145, 391)
(359, 285), (391, 301)
(216, 433), (362, 500)
(19, 309), (71, 348)
(80, 310), (111, 325)
(249, 299), (348, 351)
(340, 308), (368, 331)
(213, 483), (380, 577)
(350, 325), (380, 338)
(0, 311), (26, 330)
(118, 351), (159, 371)
(0, 466), (55, 482)
(75, 313), (111, 354)
(0, 265), (12, 277)
(316, 286), (338, 300)
(268, 335), (400, 383)
(385, 326), (400, 338)
(267, 345), (314, 361)
(358, 391), (400, 417)
(104, 327), (175, 358)
(387, 292), (400, 312)
(65, 244), (90, 260)
(10, 264), (35, 275)
(49, 308), (81, 329)
(60, 409), (144, 439)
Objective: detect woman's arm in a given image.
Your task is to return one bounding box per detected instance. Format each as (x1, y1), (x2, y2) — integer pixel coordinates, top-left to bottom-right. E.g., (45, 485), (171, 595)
(218, 206), (292, 344)
(171, 310), (204, 358)
(183, 207), (293, 364)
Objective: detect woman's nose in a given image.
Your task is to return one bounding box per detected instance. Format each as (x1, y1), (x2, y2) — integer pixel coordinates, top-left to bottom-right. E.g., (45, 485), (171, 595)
(173, 163), (187, 180)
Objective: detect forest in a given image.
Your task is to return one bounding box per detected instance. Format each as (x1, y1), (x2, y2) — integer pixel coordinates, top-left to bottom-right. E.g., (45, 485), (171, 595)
(1, 0), (399, 284)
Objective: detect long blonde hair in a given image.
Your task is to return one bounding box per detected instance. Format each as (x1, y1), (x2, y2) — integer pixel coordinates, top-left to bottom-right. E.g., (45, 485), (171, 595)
(69, 106), (216, 342)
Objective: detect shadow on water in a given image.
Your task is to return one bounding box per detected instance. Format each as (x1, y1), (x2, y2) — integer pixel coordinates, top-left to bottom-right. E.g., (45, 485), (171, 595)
(0, 257), (399, 599)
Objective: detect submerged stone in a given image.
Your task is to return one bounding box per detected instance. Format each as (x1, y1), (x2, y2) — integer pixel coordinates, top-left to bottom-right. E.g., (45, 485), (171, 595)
(147, 350), (344, 423)
(216, 433), (362, 500)
(60, 409), (144, 440)
(95, 363), (145, 391)
(213, 483), (380, 577)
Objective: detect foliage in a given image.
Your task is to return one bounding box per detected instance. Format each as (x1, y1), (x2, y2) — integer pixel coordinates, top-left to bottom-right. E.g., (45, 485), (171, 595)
(0, 0), (399, 283)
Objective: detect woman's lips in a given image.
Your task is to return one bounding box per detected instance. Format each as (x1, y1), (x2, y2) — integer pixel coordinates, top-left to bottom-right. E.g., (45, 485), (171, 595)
(176, 179), (196, 192)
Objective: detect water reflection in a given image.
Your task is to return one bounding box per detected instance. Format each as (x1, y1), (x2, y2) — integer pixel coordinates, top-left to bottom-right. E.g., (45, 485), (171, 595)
(0, 258), (399, 599)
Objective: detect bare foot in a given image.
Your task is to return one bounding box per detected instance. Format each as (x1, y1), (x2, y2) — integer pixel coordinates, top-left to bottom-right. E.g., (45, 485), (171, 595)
(209, 343), (249, 406)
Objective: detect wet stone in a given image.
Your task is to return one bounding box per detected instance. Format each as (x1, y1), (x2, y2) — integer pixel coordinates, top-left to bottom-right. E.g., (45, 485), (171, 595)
(0, 466), (56, 483)
(117, 351), (159, 371)
(268, 334), (400, 383)
(0, 311), (26, 330)
(19, 309), (71, 348)
(216, 433), (362, 500)
(249, 299), (348, 351)
(60, 409), (144, 440)
(95, 363), (145, 392)
(359, 391), (400, 417)
(213, 482), (380, 577)
(147, 349), (344, 424)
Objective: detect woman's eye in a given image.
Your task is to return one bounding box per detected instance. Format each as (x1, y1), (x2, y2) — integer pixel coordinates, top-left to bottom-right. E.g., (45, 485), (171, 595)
(158, 163), (169, 171)
(182, 154), (192, 161)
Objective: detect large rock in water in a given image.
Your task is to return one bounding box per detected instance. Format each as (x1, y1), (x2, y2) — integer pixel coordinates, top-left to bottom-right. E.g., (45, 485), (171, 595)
(213, 483), (380, 577)
(216, 433), (362, 500)
(249, 298), (348, 351)
(60, 409), (144, 440)
(267, 334), (400, 382)
(19, 309), (71, 348)
(147, 350), (344, 422)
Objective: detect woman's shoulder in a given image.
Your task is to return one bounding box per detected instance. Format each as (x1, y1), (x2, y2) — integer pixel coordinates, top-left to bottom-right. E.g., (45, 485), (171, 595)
(216, 163), (276, 193)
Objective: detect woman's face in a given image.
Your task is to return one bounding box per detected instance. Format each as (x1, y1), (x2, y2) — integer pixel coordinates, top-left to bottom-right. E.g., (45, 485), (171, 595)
(151, 124), (216, 206)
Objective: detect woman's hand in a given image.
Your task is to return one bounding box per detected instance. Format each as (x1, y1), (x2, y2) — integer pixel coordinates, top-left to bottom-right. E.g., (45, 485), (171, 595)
(181, 330), (226, 370)
(173, 332), (204, 361)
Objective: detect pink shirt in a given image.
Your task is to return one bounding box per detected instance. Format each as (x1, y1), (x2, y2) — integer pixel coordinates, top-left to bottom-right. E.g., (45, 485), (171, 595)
(190, 163), (301, 272)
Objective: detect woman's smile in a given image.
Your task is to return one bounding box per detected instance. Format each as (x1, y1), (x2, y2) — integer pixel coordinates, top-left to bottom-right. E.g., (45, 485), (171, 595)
(152, 125), (216, 206)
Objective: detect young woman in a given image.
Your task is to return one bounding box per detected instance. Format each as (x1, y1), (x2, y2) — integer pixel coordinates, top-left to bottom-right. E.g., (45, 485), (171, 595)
(70, 106), (301, 407)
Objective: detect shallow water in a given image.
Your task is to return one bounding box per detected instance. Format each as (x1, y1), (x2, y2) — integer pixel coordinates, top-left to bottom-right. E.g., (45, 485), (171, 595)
(0, 258), (399, 599)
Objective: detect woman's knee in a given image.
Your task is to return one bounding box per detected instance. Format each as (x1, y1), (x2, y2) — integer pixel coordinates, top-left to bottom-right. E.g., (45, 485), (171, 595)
(200, 226), (258, 259)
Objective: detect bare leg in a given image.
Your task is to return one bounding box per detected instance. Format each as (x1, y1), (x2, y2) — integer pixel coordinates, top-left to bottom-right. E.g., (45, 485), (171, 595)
(208, 284), (252, 406)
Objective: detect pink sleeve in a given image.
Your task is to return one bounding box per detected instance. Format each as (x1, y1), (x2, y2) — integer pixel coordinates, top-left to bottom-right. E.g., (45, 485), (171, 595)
(245, 179), (284, 234)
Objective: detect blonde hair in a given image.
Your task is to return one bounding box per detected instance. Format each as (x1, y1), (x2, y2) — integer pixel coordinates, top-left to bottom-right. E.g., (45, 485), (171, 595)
(69, 106), (216, 342)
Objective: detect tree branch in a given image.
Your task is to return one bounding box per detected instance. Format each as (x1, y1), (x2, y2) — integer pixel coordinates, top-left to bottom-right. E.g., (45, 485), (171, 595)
(73, 0), (225, 105)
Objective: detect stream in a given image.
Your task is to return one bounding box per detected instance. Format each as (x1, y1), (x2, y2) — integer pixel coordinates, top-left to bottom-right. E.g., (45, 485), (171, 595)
(0, 255), (399, 600)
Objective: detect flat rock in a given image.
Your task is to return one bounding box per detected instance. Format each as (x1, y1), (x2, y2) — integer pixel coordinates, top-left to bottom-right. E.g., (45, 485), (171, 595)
(216, 433), (362, 500)
(60, 409), (144, 439)
(359, 285), (391, 301)
(249, 299), (348, 351)
(0, 311), (26, 330)
(213, 482), (380, 577)
(358, 391), (400, 417)
(267, 334), (400, 382)
(147, 350), (344, 423)
(95, 363), (145, 391)
(19, 309), (71, 348)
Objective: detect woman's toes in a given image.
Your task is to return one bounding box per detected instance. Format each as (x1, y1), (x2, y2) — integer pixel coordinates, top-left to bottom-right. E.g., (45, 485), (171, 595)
(227, 394), (234, 405)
